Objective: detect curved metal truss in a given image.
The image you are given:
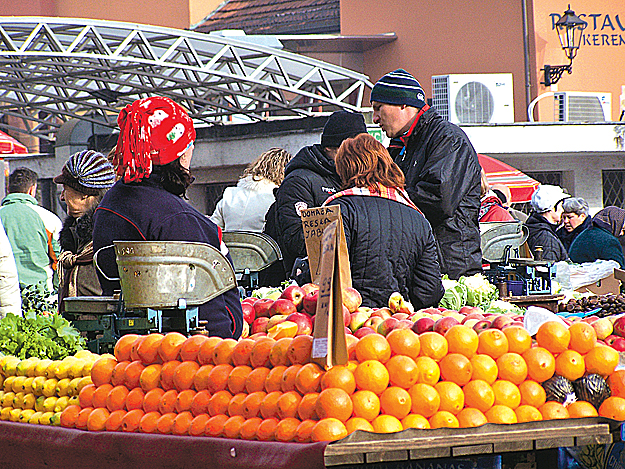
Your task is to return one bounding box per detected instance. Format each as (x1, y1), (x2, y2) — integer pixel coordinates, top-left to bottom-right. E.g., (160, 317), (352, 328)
(0, 17), (373, 140)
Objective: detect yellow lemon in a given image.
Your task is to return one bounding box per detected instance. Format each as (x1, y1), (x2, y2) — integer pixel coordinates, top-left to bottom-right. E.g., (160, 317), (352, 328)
(28, 411), (43, 424)
(11, 376), (26, 394)
(34, 359), (52, 377)
(9, 407), (21, 422)
(12, 392), (25, 409)
(39, 411), (54, 425)
(22, 393), (36, 410)
(32, 376), (46, 396)
(19, 409), (35, 422)
(56, 378), (72, 397)
(42, 396), (58, 413)
(54, 396), (69, 413)
(0, 407), (11, 420)
(35, 395), (46, 413)
(42, 379), (58, 397)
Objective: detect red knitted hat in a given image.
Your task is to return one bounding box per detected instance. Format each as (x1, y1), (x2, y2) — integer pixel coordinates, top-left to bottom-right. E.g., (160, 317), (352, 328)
(115, 96), (196, 182)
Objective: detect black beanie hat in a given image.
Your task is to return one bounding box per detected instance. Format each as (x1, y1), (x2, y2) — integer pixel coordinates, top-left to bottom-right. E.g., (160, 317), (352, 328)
(321, 111), (367, 148)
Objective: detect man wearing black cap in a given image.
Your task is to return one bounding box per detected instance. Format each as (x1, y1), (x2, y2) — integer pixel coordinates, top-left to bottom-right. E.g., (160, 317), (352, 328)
(267, 110), (367, 275)
(371, 69), (482, 280)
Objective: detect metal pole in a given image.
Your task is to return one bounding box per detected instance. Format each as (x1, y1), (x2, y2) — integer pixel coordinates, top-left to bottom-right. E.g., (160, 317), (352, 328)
(522, 0), (532, 118)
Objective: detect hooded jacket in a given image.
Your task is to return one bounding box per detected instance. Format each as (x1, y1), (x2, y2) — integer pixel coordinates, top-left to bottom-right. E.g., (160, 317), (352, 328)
(390, 107), (482, 279)
(269, 144), (342, 273)
(568, 216), (625, 267)
(556, 215), (592, 252)
(524, 212), (569, 262)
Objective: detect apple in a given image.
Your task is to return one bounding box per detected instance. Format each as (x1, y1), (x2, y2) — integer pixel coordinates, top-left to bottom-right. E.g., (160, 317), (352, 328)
(267, 314), (288, 330)
(377, 317), (400, 336)
(397, 319), (414, 330)
(343, 287), (363, 313)
(240, 321), (250, 338)
(561, 317), (573, 326)
(286, 312), (313, 336)
(502, 321), (524, 329)
(473, 320), (491, 333)
(364, 316), (384, 330)
(581, 316), (599, 323)
(345, 327), (353, 336)
(268, 298), (297, 317)
(388, 292), (405, 313)
(613, 316), (625, 337)
(418, 308), (441, 315)
(392, 313), (410, 321)
(431, 314), (443, 322)
(251, 317), (270, 334)
(434, 316), (460, 336)
(442, 309), (459, 317)
(371, 308), (392, 320)
(462, 313), (485, 324)
(412, 317), (435, 334)
(302, 290), (319, 316)
(242, 297), (258, 306)
(241, 302), (255, 325)
(344, 305), (351, 327)
(592, 318), (614, 340)
(459, 306), (483, 316)
(301, 283), (319, 295)
(611, 337), (625, 352)
(349, 311), (371, 333)
(463, 319), (479, 328)
(354, 326), (377, 339)
(605, 334), (620, 346)
(253, 298), (274, 318)
(280, 285), (306, 309)
(491, 315), (514, 330)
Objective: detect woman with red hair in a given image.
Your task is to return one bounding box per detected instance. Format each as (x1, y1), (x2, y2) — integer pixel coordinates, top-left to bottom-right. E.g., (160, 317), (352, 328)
(325, 133), (444, 309)
(92, 96), (243, 339)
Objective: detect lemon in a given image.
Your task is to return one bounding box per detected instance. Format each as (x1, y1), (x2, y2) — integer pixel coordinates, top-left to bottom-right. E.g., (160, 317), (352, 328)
(0, 355), (14, 374)
(0, 407), (11, 420)
(19, 409), (35, 422)
(28, 411), (43, 424)
(34, 359), (52, 377)
(45, 361), (60, 379)
(3, 357), (20, 376)
(55, 358), (76, 380)
(2, 391), (16, 407)
(56, 378), (72, 397)
(15, 358), (35, 377)
(22, 393), (36, 410)
(76, 376), (92, 393)
(32, 376), (46, 396)
(42, 396), (58, 413)
(50, 411), (62, 426)
(39, 411), (54, 425)
(9, 407), (21, 422)
(35, 395), (46, 413)
(42, 379), (58, 398)
(69, 359), (86, 379)
(3, 376), (15, 392)
(12, 392), (25, 409)
(67, 395), (80, 407)
(81, 359), (96, 377)
(74, 350), (93, 360)
(22, 377), (35, 394)
(11, 376), (26, 394)
(54, 396), (69, 413)
(68, 378), (82, 397)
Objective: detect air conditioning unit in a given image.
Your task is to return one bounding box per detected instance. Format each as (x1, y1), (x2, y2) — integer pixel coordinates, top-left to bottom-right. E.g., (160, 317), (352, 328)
(554, 91), (611, 122)
(432, 73), (514, 124)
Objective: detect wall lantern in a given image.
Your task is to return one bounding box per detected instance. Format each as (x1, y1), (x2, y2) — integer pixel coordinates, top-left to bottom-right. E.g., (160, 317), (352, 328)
(541, 5), (587, 86)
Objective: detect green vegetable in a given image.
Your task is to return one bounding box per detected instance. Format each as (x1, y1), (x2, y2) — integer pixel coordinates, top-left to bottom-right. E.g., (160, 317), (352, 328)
(485, 300), (525, 316)
(459, 273), (499, 310)
(438, 275), (468, 310)
(251, 286), (283, 300)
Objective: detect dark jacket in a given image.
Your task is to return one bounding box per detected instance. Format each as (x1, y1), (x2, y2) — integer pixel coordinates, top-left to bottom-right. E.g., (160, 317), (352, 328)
(327, 195), (444, 309)
(524, 213), (569, 262)
(568, 222), (625, 267)
(92, 177), (243, 339)
(389, 107), (482, 279)
(556, 215), (592, 252)
(269, 144), (342, 273)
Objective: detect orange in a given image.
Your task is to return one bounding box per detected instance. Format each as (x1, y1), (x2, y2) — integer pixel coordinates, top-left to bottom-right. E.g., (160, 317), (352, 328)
(111, 361), (130, 387)
(277, 391), (302, 420)
(212, 338), (238, 365)
(439, 353), (473, 386)
(496, 352), (528, 385)
(159, 360), (181, 391)
(245, 366), (271, 394)
(408, 383), (440, 418)
(351, 390), (381, 421)
(59, 404), (81, 428)
(555, 350), (585, 381)
(155, 412), (176, 434)
(485, 405), (517, 424)
(295, 419), (319, 443)
(371, 414), (403, 433)
(227, 365), (252, 395)
(379, 386), (412, 419)
(136, 333), (164, 365)
(316, 388), (354, 422)
(320, 365), (356, 394)
(121, 408), (144, 432)
(158, 389), (178, 414)
(269, 338), (293, 368)
(142, 388), (165, 413)
(457, 408), (487, 428)
(92, 384), (113, 409)
(256, 417), (279, 441)
(204, 414), (228, 438)
(386, 355), (418, 389)
(106, 385), (129, 412)
(386, 329), (420, 358)
(401, 414), (430, 429)
(114, 334), (140, 362)
(608, 370), (625, 398)
(90, 357), (117, 387)
(231, 338), (255, 367)
(599, 396), (625, 420)
(265, 365), (287, 393)
(539, 401), (569, 420)
(445, 325), (479, 358)
(173, 361), (200, 391)
(515, 405), (543, 423)
(227, 393), (247, 417)
(295, 363), (324, 394)
(477, 329), (509, 359)
(463, 380), (495, 413)
(207, 364), (233, 394)
(312, 418), (348, 442)
(105, 409), (127, 432)
(130, 336), (145, 362)
(492, 380), (521, 409)
(568, 401), (599, 418)
(249, 337), (276, 368)
(522, 347), (555, 383)
(418, 332), (448, 361)
(355, 334), (392, 363)
(297, 392), (319, 421)
(275, 417), (301, 442)
(139, 364), (163, 392)
(243, 391), (267, 419)
(207, 390), (232, 417)
(79, 384), (96, 408)
(470, 354), (498, 385)
(157, 332), (187, 363)
(123, 361), (145, 390)
(175, 389), (197, 413)
(503, 327), (532, 355)
(354, 360), (390, 395)
(585, 345), (619, 376)
(286, 335), (313, 365)
(240, 417), (263, 440)
(190, 390), (211, 417)
(345, 417), (375, 433)
(281, 364), (303, 393)
(188, 414), (211, 437)
(434, 381), (464, 415)
(197, 337), (223, 365)
(222, 415), (245, 439)
(192, 364), (214, 392)
(519, 380), (546, 408)
(86, 407), (110, 431)
(75, 407), (93, 430)
(428, 411), (459, 428)
(125, 387), (145, 411)
(536, 321), (570, 354)
(568, 322), (597, 354)
(414, 356), (440, 386)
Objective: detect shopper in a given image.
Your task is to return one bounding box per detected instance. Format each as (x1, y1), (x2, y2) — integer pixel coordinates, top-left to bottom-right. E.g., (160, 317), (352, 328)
(556, 197), (591, 252)
(92, 96), (243, 339)
(0, 222), (21, 318)
(569, 206), (625, 267)
(524, 185), (569, 261)
(211, 148), (292, 232)
(324, 134), (444, 309)
(491, 183), (528, 222)
(371, 69), (482, 279)
(54, 150), (116, 312)
(479, 170), (515, 222)
(0, 168), (62, 292)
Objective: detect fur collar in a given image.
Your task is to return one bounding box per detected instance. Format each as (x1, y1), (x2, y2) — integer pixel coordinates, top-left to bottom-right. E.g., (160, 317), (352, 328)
(60, 206), (96, 253)
(237, 175), (277, 192)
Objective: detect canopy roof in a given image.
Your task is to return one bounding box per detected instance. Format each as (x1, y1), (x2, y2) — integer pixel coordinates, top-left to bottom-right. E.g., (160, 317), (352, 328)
(0, 130), (27, 154)
(0, 17), (373, 141)
(479, 154), (540, 203)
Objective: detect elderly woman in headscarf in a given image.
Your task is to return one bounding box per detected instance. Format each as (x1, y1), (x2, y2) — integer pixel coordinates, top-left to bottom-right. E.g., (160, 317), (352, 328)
(555, 197), (592, 252)
(92, 96), (243, 339)
(568, 206), (625, 267)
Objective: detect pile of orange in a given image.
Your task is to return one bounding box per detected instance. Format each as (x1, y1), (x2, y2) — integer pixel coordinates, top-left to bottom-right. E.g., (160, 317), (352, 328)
(61, 321), (625, 442)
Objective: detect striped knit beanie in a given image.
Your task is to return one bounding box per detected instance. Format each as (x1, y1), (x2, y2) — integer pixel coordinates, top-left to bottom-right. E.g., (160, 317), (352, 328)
(370, 69), (427, 108)
(53, 150), (116, 196)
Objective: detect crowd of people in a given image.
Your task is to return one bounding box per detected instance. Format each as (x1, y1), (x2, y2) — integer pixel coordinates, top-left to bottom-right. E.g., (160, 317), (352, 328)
(0, 68), (623, 338)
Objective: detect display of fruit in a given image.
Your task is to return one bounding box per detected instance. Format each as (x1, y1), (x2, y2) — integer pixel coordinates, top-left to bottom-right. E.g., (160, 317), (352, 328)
(559, 294), (625, 318)
(541, 375), (576, 405)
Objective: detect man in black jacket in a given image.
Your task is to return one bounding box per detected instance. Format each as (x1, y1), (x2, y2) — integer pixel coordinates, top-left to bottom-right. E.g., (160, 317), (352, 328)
(525, 185), (569, 261)
(268, 111), (367, 274)
(370, 69), (482, 279)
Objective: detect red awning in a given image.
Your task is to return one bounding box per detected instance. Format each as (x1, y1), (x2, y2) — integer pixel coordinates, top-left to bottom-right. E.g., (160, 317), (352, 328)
(0, 130), (28, 154)
(478, 154), (539, 203)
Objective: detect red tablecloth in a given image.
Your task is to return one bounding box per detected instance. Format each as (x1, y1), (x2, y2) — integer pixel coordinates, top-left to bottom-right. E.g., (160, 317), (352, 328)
(0, 421), (328, 469)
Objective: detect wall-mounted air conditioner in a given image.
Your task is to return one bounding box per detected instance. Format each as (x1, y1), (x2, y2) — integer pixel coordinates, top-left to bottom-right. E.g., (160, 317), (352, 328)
(431, 73), (514, 124)
(554, 92), (611, 122)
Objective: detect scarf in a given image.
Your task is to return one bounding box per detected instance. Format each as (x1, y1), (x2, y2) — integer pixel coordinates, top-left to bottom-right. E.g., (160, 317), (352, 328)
(479, 193), (506, 220)
(58, 241), (96, 313)
(593, 206), (625, 237)
(323, 183), (422, 213)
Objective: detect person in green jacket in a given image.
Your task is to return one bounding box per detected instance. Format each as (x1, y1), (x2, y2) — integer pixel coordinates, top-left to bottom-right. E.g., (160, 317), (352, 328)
(0, 168), (62, 292)
(569, 206), (625, 267)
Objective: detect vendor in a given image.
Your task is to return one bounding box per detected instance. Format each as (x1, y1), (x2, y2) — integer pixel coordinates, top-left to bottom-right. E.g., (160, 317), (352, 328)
(324, 133), (445, 309)
(568, 206), (625, 267)
(556, 197), (591, 252)
(92, 96), (243, 339)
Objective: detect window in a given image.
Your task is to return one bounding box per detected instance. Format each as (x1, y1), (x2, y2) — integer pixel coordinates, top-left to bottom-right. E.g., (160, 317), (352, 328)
(603, 170), (625, 208)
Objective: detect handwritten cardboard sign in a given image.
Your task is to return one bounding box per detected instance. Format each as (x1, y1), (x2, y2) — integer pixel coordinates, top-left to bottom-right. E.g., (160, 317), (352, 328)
(301, 205), (351, 289)
(311, 220), (348, 369)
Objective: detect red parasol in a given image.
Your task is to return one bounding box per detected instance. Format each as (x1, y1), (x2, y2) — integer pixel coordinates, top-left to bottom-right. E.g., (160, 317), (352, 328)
(478, 154), (539, 203)
(0, 130), (28, 155)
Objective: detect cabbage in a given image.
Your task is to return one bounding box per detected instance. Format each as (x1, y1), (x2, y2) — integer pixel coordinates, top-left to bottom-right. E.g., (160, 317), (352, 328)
(459, 273), (499, 310)
(251, 286), (282, 300)
(438, 275), (468, 311)
(485, 300), (525, 315)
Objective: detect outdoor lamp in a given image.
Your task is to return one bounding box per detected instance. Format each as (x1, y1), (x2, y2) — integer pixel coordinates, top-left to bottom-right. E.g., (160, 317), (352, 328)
(541, 5), (588, 86)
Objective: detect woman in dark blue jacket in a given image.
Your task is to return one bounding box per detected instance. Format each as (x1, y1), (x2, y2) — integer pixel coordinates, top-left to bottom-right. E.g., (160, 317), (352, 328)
(569, 206), (625, 267)
(325, 133), (444, 309)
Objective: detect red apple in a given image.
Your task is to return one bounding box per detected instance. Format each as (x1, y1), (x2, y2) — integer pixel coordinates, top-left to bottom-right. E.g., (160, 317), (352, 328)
(462, 313), (485, 324)
(491, 315), (514, 330)
(612, 337), (625, 352)
(613, 316), (625, 337)
(242, 297), (258, 306)
(412, 317), (435, 334)
(343, 305), (351, 327)
(286, 312), (313, 336)
(345, 327), (353, 336)
(502, 321), (525, 329)
(354, 326), (377, 339)
(302, 290), (319, 316)
(371, 308), (392, 320)
(349, 311), (370, 333)
(342, 287), (363, 313)
(377, 317), (400, 336)
(301, 283), (320, 295)
(397, 319), (414, 330)
(253, 298), (274, 318)
(605, 334), (620, 346)
(433, 316), (460, 336)
(391, 313), (410, 321)
(280, 285), (306, 309)
(473, 320), (491, 333)
(418, 308), (441, 315)
(241, 302), (255, 324)
(364, 316), (384, 330)
(459, 305), (483, 316)
(251, 317), (270, 334)
(268, 298), (297, 317)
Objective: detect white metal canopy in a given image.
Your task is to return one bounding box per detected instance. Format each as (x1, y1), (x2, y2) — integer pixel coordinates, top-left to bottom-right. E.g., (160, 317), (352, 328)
(0, 17), (373, 140)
